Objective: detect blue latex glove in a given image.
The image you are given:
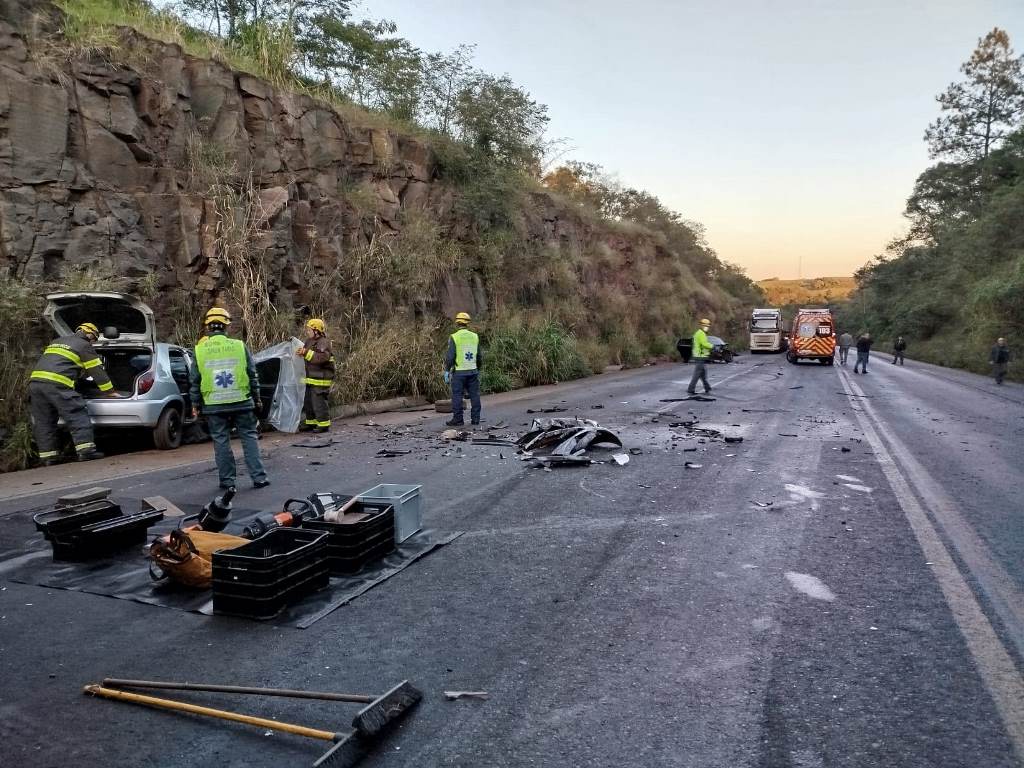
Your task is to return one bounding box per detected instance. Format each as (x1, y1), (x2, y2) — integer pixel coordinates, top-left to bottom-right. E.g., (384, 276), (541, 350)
(443, 370), (451, 385)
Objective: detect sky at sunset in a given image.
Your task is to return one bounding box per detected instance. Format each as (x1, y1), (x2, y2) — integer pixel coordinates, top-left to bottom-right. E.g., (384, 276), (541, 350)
(369, 0), (1024, 279)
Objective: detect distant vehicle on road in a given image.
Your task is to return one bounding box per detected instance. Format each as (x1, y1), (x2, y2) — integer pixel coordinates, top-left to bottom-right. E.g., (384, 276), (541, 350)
(786, 308), (835, 365)
(677, 335), (734, 363)
(749, 308), (785, 353)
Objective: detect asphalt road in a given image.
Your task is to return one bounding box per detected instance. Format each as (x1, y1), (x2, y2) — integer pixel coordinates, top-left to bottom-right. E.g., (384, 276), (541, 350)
(1, 354), (1022, 767)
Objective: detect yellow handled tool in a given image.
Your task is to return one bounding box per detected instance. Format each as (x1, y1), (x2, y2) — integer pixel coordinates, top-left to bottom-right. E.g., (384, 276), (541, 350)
(83, 685), (336, 740)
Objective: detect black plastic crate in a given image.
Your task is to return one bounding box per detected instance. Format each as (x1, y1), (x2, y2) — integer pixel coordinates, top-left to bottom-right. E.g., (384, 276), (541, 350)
(49, 509), (163, 561)
(34, 500), (123, 539)
(212, 528), (329, 619)
(301, 502), (395, 575)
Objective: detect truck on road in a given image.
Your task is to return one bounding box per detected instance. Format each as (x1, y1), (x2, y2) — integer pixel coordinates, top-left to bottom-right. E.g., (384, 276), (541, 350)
(787, 308), (835, 365)
(749, 308), (785, 353)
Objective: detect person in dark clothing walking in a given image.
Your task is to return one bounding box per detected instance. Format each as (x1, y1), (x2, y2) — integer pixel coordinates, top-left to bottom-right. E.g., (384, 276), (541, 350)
(892, 336), (907, 365)
(444, 312), (482, 426)
(298, 318), (334, 433)
(854, 332), (873, 374)
(990, 337), (1011, 385)
(29, 321), (118, 465)
(189, 307), (269, 490)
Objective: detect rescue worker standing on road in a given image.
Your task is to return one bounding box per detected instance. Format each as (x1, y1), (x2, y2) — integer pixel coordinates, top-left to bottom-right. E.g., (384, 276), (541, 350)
(445, 312), (482, 427)
(189, 307), (270, 490)
(687, 318), (713, 395)
(298, 318), (334, 433)
(838, 331), (854, 365)
(29, 322), (116, 465)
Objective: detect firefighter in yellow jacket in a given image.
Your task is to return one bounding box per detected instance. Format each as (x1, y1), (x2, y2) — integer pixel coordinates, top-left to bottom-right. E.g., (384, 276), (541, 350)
(298, 318), (335, 433)
(29, 322), (117, 465)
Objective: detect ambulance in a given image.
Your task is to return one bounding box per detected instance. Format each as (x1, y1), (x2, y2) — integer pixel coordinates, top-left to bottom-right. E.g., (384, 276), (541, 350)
(786, 308), (835, 365)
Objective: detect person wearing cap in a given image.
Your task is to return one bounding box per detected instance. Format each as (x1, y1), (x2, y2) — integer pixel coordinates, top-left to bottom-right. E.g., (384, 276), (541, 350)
(29, 321), (117, 465)
(687, 318), (714, 395)
(189, 307), (269, 490)
(297, 318), (335, 433)
(444, 311), (482, 426)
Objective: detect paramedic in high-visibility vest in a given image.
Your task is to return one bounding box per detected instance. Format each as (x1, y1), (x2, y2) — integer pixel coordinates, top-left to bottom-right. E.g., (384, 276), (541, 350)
(188, 307), (270, 490)
(444, 311), (482, 427)
(29, 321), (118, 465)
(297, 318), (335, 433)
(687, 318), (714, 395)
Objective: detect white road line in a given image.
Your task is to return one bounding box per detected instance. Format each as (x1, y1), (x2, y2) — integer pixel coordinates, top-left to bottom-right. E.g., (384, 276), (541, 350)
(837, 366), (1024, 759)
(657, 363), (764, 414)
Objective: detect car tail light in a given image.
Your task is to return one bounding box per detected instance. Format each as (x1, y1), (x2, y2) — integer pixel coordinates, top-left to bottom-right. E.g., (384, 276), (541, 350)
(136, 371), (155, 395)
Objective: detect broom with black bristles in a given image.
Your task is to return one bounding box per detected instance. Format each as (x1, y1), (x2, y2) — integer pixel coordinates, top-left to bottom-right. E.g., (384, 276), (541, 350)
(83, 678), (422, 767)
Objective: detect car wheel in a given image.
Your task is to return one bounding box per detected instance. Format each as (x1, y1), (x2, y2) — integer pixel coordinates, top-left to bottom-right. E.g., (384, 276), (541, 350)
(154, 406), (183, 450)
(787, 352), (797, 364)
(722, 351), (734, 363)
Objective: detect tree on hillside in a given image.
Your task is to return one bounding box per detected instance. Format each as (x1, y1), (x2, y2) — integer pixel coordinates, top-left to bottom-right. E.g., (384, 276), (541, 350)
(421, 45), (476, 136)
(925, 28), (1024, 161)
(542, 161), (611, 211)
(454, 74), (549, 170)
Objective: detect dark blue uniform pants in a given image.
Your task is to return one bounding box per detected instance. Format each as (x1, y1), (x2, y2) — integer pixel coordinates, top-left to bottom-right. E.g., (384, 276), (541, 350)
(451, 371), (481, 424)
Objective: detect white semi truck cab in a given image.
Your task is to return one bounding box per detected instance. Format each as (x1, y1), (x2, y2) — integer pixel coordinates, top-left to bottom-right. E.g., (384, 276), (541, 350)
(750, 308), (784, 353)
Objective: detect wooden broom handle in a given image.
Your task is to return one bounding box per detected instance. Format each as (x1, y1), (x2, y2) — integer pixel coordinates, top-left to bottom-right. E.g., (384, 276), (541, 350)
(83, 685), (338, 741)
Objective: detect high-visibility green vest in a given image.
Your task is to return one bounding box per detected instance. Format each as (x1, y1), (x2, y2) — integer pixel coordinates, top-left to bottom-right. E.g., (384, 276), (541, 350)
(692, 328), (713, 359)
(452, 328), (479, 371)
(194, 335), (250, 405)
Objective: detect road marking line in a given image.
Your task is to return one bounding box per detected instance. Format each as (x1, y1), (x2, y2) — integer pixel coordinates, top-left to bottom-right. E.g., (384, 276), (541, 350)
(838, 367), (1024, 759)
(657, 364), (763, 414)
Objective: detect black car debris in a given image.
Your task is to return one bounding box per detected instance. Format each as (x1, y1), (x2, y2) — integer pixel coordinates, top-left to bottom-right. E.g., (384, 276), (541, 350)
(676, 336), (735, 363)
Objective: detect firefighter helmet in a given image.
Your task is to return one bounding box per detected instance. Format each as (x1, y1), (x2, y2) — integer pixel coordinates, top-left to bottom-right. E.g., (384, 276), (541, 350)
(204, 307), (232, 326)
(455, 312), (471, 325)
(77, 322), (100, 337)
(306, 318), (326, 335)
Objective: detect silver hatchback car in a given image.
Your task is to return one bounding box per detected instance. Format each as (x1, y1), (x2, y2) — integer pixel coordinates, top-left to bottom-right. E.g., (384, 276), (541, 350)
(44, 292), (199, 449)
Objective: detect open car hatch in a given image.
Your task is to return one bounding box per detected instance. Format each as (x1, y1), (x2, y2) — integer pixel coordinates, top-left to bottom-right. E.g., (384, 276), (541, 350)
(43, 292), (157, 348)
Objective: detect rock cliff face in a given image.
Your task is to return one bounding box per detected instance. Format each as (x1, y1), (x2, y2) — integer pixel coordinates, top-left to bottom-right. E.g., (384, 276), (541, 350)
(0, 0), (724, 339)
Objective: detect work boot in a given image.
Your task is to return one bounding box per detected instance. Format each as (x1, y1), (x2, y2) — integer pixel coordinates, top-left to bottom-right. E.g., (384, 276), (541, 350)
(41, 458), (63, 467)
(298, 424), (316, 433)
(77, 449), (104, 462)
(313, 426), (330, 434)
(445, 419), (465, 427)
(471, 420), (480, 426)
(253, 479), (271, 489)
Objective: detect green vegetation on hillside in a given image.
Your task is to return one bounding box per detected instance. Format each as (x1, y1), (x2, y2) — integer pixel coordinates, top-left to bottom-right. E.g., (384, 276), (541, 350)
(1, 0), (763, 470)
(757, 277), (856, 308)
(841, 29), (1024, 375)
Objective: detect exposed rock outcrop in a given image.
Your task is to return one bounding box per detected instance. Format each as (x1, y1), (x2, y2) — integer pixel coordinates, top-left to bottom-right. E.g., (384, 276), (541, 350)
(0, 0), (721, 334)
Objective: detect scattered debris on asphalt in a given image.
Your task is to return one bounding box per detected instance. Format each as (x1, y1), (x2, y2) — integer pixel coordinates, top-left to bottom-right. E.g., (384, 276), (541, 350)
(376, 448), (412, 458)
(751, 500), (774, 508)
(444, 691), (489, 701)
(441, 429), (471, 442)
(612, 453), (630, 466)
(789, 385), (804, 390)
(724, 436), (744, 443)
(526, 406), (567, 414)
(293, 438), (336, 449)
(778, 433), (798, 437)
(684, 462), (702, 469)
(514, 417), (623, 469)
